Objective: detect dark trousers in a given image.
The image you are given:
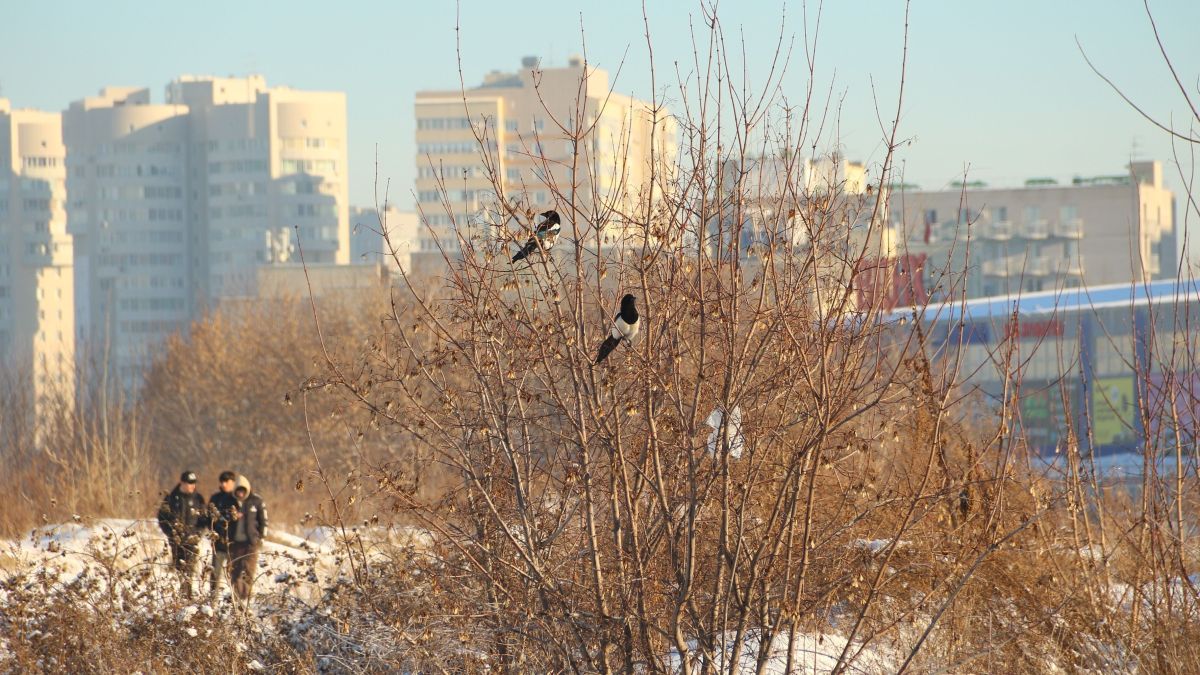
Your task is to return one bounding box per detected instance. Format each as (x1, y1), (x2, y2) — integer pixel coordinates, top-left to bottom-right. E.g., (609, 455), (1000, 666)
(229, 541), (260, 603)
(169, 536), (200, 597)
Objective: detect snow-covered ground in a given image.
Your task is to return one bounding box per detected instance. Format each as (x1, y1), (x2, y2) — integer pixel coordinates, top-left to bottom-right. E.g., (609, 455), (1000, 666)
(0, 519), (908, 672)
(0, 518), (343, 605)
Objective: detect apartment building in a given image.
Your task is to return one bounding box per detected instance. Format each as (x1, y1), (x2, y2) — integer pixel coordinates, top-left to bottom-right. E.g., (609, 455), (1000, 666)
(166, 76), (348, 297)
(0, 100), (74, 407)
(65, 77), (348, 385)
(892, 161), (1175, 299)
(65, 87), (194, 383)
(350, 205), (418, 275)
(414, 56), (677, 259)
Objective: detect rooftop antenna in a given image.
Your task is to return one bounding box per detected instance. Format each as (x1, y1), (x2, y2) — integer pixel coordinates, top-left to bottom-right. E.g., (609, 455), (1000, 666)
(1130, 135), (1143, 161)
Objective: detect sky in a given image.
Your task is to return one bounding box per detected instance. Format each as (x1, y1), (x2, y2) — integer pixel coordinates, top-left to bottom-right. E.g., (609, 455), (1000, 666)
(2, 1), (1199, 208)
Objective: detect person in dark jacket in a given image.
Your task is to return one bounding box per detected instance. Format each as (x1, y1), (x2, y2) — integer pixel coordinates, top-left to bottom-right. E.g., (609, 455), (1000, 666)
(157, 470), (207, 598)
(207, 470), (239, 604)
(229, 474), (268, 609)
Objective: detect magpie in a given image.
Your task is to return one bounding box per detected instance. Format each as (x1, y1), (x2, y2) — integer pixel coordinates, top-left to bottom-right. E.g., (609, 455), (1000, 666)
(511, 209), (562, 263)
(594, 294), (639, 364)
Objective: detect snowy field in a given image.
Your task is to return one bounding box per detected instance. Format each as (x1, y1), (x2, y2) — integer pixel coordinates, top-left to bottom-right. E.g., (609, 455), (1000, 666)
(0, 519), (908, 672)
(0, 518), (345, 604)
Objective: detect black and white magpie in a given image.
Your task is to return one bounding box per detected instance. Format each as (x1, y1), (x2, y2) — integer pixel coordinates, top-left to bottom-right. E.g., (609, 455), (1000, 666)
(511, 209), (562, 263)
(594, 294), (639, 364)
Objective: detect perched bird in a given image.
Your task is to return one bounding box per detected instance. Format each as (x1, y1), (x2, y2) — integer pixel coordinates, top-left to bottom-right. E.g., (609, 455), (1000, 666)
(595, 294), (639, 365)
(511, 210), (562, 263)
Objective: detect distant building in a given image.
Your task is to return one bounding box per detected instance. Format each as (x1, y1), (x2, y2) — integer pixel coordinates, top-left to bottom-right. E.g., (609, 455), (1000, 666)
(898, 278), (1200, 455)
(255, 262), (388, 299)
(64, 87), (191, 384)
(0, 99), (74, 408)
(166, 75), (349, 295)
(891, 161), (1176, 300)
(64, 77), (349, 385)
(350, 205), (418, 275)
(414, 55), (677, 259)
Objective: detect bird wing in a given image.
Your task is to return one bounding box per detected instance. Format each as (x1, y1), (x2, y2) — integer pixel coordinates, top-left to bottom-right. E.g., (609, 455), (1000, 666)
(595, 335), (621, 364)
(512, 238), (538, 262)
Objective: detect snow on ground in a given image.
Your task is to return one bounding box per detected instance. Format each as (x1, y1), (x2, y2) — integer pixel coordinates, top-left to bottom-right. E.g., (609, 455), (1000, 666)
(0, 518), (356, 606)
(665, 629), (897, 674)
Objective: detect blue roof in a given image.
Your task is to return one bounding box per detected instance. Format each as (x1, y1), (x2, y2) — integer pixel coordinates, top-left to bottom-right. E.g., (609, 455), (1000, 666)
(890, 278), (1200, 325)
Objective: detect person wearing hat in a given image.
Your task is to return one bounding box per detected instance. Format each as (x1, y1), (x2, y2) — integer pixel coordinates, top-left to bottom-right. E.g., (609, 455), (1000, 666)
(157, 470), (208, 598)
(229, 474), (268, 609)
(206, 470), (239, 604)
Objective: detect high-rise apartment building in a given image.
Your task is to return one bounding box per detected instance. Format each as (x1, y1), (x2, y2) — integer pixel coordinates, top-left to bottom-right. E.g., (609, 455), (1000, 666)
(414, 56), (676, 259)
(0, 100), (74, 406)
(166, 76), (348, 296)
(64, 87), (190, 383)
(65, 77), (348, 385)
(892, 161), (1176, 299)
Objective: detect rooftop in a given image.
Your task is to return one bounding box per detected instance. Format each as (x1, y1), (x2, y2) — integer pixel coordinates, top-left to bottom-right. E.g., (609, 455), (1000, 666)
(891, 277), (1200, 324)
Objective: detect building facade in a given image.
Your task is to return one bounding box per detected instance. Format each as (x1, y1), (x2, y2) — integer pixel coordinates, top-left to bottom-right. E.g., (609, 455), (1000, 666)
(64, 77), (348, 384)
(896, 279), (1200, 456)
(0, 100), (74, 407)
(166, 76), (348, 297)
(350, 205), (418, 275)
(891, 161), (1175, 300)
(64, 87), (191, 384)
(414, 56), (677, 259)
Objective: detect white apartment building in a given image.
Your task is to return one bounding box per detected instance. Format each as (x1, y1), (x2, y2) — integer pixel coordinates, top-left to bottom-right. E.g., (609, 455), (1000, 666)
(892, 161), (1176, 299)
(350, 205), (418, 275)
(414, 55), (677, 259)
(166, 76), (348, 296)
(65, 78), (348, 385)
(65, 87), (194, 383)
(0, 100), (74, 407)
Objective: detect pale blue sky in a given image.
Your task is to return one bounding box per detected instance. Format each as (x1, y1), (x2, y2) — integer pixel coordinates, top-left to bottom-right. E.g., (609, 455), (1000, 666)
(2, 1), (1198, 208)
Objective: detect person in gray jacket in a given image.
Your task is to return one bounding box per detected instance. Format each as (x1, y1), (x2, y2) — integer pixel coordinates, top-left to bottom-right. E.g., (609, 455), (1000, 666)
(229, 474), (267, 609)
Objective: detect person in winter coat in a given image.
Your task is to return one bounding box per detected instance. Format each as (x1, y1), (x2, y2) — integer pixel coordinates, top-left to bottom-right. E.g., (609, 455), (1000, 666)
(229, 474), (268, 608)
(207, 470), (239, 603)
(157, 470), (207, 598)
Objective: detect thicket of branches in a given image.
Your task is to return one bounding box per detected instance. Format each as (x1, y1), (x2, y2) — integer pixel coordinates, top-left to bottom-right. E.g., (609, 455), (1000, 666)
(0, 292), (400, 535)
(296, 4), (1200, 672)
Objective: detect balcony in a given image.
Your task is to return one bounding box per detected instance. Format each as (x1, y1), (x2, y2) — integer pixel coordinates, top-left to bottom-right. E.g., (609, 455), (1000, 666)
(1025, 256), (1051, 276)
(1051, 218), (1083, 239)
(1018, 219), (1049, 239)
(980, 221), (1013, 241)
(1055, 258), (1085, 276)
(982, 258), (1012, 277)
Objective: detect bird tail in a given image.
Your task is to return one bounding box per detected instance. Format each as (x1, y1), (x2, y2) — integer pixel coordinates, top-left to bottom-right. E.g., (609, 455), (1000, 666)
(594, 336), (621, 364)
(511, 242), (536, 263)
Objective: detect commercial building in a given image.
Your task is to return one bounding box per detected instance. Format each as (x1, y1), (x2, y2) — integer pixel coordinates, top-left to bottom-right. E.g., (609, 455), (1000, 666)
(0, 100), (74, 408)
(896, 278), (1200, 455)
